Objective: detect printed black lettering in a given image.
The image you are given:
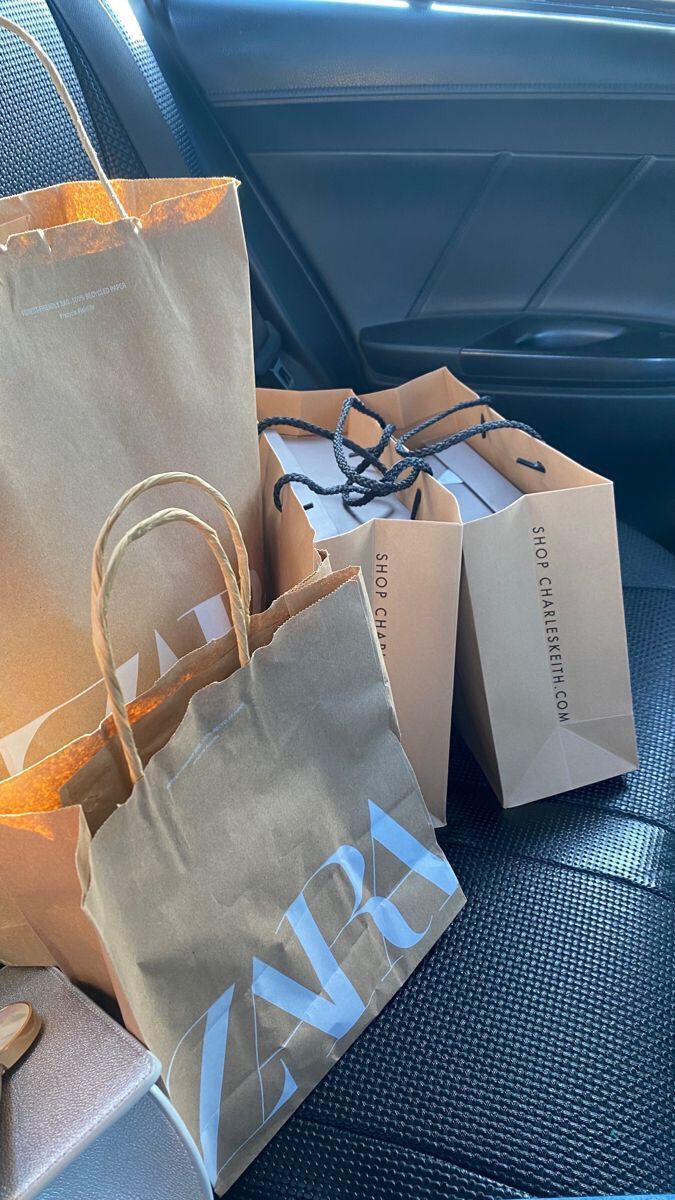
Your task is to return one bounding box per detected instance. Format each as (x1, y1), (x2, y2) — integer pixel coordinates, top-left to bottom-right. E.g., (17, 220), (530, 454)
(533, 526), (571, 724)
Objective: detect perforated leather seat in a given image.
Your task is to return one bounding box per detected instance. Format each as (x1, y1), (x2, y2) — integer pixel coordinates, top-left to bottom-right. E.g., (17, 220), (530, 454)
(225, 524), (675, 1200)
(0, 4), (672, 1197)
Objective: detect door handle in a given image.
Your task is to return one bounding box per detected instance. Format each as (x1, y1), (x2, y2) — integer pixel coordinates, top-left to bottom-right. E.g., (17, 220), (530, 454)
(360, 314), (675, 386)
(460, 316), (675, 384)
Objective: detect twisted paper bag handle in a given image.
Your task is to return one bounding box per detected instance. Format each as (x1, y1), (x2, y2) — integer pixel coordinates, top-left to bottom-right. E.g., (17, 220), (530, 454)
(0, 14), (129, 222)
(91, 475), (251, 786)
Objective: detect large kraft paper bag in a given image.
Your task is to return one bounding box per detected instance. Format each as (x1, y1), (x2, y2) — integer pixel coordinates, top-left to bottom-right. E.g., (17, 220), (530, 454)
(70, 484), (465, 1193)
(0, 18), (262, 787)
(361, 368), (638, 807)
(0, 474), (325, 997)
(257, 387), (463, 826)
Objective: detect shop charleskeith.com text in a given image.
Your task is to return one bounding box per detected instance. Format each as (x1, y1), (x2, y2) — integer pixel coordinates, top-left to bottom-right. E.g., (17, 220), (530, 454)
(373, 552), (388, 657)
(532, 527), (570, 723)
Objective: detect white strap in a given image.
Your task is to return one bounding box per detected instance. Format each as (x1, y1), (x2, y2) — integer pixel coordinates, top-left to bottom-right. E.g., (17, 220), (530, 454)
(0, 15), (129, 221)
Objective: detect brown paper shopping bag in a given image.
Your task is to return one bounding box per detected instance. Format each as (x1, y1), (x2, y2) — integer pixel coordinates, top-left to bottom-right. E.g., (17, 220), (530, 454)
(67, 478), (465, 1193)
(0, 17), (262, 790)
(257, 387), (463, 826)
(360, 368), (638, 807)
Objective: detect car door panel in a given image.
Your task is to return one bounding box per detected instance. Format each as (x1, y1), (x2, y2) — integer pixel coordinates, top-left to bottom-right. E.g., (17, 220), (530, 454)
(150, 0), (675, 547)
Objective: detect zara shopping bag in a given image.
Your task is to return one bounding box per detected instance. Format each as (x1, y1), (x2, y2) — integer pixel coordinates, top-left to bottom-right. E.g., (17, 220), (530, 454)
(0, 17), (262, 785)
(257, 387), (463, 825)
(73, 479), (465, 1194)
(361, 368), (638, 807)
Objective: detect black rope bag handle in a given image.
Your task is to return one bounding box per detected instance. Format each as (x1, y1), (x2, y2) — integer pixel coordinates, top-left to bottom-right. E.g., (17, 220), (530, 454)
(258, 410), (390, 476)
(331, 395), (432, 507)
(258, 395), (432, 511)
(395, 395), (546, 472)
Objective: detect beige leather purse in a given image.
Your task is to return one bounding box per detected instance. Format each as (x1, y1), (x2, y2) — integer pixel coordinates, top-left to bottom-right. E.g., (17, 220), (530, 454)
(0, 967), (212, 1200)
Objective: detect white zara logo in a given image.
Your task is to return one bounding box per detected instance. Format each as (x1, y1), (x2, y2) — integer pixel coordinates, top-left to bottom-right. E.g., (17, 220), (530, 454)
(165, 800), (460, 1189)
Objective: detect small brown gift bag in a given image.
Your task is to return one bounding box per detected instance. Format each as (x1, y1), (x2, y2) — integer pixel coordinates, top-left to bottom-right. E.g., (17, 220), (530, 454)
(257, 387), (463, 825)
(361, 368), (638, 807)
(62, 476), (466, 1193)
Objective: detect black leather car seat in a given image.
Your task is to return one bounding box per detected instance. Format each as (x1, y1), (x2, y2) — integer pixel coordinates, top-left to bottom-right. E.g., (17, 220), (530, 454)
(0, 3), (672, 1196)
